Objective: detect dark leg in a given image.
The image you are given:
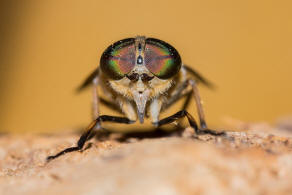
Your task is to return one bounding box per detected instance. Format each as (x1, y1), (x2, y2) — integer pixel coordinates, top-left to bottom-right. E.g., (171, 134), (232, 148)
(47, 115), (134, 161)
(182, 91), (193, 110)
(153, 110), (225, 136)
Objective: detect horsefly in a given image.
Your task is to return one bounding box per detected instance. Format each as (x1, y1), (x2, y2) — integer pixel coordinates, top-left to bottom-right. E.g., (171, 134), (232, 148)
(47, 36), (225, 161)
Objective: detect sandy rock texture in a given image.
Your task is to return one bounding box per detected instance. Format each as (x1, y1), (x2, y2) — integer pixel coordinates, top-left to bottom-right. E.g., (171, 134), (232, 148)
(0, 124), (292, 195)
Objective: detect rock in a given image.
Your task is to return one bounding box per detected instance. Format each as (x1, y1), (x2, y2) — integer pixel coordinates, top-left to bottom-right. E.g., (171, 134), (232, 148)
(0, 126), (291, 195)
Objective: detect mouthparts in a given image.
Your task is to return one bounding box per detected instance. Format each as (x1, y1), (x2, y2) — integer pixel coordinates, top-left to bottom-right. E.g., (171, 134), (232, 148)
(133, 90), (150, 124)
(138, 111), (144, 124)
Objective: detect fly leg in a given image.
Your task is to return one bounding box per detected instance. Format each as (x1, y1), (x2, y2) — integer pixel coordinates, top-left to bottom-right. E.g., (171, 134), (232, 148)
(182, 91), (192, 110)
(189, 79), (207, 129)
(161, 80), (189, 111)
(92, 76), (100, 120)
(153, 110), (225, 136)
(47, 116), (135, 161)
(189, 79), (225, 135)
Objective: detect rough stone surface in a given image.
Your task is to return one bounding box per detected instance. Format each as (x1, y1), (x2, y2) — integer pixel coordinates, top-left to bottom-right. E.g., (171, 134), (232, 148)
(0, 123), (292, 195)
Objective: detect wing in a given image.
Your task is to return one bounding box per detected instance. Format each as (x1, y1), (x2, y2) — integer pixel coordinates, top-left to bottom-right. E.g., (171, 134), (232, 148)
(76, 68), (99, 93)
(183, 64), (215, 89)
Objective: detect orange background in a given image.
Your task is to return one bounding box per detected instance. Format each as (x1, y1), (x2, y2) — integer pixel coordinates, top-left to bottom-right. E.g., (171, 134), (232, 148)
(1, 0), (291, 132)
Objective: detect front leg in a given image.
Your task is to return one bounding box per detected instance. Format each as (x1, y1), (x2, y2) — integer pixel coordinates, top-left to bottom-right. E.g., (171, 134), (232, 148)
(153, 110), (225, 136)
(47, 115), (135, 161)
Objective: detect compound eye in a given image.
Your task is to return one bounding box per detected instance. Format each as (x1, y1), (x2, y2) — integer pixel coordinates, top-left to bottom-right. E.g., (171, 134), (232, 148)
(100, 38), (136, 80)
(144, 38), (181, 79)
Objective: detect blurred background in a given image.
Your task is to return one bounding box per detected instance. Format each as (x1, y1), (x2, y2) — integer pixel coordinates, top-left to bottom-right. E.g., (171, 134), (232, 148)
(0, 0), (291, 133)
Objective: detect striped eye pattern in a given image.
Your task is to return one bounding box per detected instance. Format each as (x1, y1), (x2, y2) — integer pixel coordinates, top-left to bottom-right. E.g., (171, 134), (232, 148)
(144, 38), (181, 79)
(100, 38), (136, 80)
(100, 37), (181, 80)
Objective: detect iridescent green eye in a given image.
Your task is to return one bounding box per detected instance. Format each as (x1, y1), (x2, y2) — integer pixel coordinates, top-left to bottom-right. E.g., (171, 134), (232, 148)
(100, 38), (136, 80)
(144, 38), (181, 79)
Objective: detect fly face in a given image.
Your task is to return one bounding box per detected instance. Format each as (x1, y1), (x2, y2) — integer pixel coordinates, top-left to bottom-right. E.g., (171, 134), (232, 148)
(100, 36), (182, 123)
(47, 36), (226, 161)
